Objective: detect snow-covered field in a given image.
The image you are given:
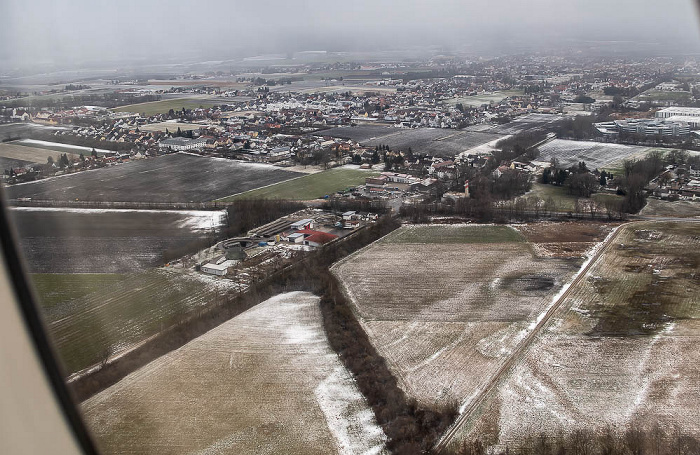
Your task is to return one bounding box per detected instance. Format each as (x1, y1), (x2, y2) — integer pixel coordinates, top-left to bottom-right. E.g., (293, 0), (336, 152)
(82, 292), (386, 455)
(332, 225), (584, 410)
(538, 139), (650, 169)
(15, 138), (113, 154)
(465, 222), (700, 449)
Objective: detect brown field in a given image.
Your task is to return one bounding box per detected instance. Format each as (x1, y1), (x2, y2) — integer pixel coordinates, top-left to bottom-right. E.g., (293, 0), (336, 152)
(514, 222), (619, 258)
(0, 142), (78, 164)
(332, 225), (587, 410)
(639, 198), (700, 218)
(82, 292), (386, 455)
(514, 221), (616, 244)
(458, 221), (700, 451)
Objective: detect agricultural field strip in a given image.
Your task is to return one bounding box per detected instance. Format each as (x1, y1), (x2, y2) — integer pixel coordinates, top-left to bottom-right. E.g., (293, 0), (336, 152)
(333, 224), (582, 420)
(434, 224), (626, 453)
(0, 142), (79, 164)
(216, 173), (310, 200)
(11, 209), (222, 274)
(46, 270), (228, 374)
(317, 125), (508, 156)
(5, 152), (302, 203)
(486, 221), (700, 449)
(538, 139), (650, 169)
(219, 167), (377, 201)
(81, 292), (387, 455)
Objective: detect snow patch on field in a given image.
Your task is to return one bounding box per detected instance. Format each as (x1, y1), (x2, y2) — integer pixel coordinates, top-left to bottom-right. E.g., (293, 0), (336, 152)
(315, 365), (387, 455)
(178, 151), (282, 169)
(16, 138), (112, 153)
(12, 206), (226, 230)
(83, 291), (386, 454)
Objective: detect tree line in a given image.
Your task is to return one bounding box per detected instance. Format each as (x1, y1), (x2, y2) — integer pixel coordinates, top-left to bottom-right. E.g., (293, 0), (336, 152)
(454, 423), (699, 455)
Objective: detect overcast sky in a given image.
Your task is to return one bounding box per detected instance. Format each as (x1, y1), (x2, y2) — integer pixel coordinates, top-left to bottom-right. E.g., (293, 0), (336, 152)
(1, 0), (699, 70)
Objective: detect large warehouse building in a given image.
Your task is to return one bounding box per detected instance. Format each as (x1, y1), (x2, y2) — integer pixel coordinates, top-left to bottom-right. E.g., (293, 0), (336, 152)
(595, 118), (691, 137)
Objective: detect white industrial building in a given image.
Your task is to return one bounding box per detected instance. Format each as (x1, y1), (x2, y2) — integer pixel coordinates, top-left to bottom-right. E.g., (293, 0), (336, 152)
(201, 258), (237, 276)
(655, 107), (700, 122)
(159, 137), (207, 151)
(595, 118), (690, 137)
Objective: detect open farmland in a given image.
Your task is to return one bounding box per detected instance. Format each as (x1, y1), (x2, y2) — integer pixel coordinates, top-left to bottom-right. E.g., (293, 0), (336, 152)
(112, 98), (223, 116)
(538, 139), (650, 169)
(137, 122), (202, 133)
(487, 113), (563, 135)
(82, 292), (386, 455)
(4, 152), (302, 202)
(513, 221), (618, 258)
(332, 224), (591, 411)
(0, 155), (33, 172)
(640, 198), (700, 218)
(523, 182), (624, 212)
(0, 122), (69, 141)
(0, 142), (79, 164)
(9, 208), (224, 273)
(44, 268), (234, 374)
(316, 124), (403, 142)
(12, 139), (112, 155)
(319, 125), (505, 157)
(318, 114), (559, 156)
(459, 222), (700, 451)
(220, 167), (378, 201)
(444, 90), (523, 108)
(637, 90), (692, 103)
(30, 273), (127, 311)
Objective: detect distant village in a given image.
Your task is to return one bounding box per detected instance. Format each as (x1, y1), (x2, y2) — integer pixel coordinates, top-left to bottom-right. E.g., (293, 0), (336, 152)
(3, 54), (700, 206)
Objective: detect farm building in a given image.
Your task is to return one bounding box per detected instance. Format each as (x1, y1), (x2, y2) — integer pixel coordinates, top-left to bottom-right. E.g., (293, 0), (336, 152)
(201, 262), (229, 276)
(294, 229), (338, 247)
(290, 219), (314, 230)
(287, 232), (305, 244)
(344, 220), (361, 229)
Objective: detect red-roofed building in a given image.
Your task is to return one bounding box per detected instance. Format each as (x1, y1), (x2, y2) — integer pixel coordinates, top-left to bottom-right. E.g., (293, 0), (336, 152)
(294, 229), (339, 247)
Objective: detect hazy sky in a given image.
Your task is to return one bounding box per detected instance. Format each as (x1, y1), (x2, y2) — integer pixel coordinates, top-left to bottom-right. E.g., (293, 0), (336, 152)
(1, 0), (699, 70)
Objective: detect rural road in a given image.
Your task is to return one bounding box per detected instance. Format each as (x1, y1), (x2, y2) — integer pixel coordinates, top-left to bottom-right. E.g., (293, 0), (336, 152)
(433, 223), (629, 453)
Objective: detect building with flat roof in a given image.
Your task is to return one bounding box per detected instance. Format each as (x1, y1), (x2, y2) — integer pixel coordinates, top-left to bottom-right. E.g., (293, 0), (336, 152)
(595, 118), (690, 137)
(158, 137), (207, 151)
(655, 107), (700, 120)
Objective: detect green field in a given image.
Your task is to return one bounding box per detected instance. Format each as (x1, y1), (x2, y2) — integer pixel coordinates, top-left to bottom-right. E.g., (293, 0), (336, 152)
(219, 167), (378, 201)
(526, 182), (623, 212)
(31, 273), (127, 312)
(36, 270), (227, 374)
(381, 224), (525, 244)
(112, 98), (222, 116)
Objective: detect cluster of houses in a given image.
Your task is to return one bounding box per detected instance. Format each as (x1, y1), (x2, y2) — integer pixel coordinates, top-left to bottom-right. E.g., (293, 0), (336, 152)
(364, 172), (439, 198)
(647, 165), (700, 200)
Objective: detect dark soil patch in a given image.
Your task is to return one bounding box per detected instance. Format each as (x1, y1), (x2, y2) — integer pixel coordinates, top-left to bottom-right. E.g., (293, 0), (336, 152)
(501, 273), (555, 293)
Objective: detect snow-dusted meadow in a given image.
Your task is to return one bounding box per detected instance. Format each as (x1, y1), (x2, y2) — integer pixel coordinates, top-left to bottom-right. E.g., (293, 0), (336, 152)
(83, 292), (386, 455)
(538, 139), (650, 169)
(465, 222), (700, 449)
(332, 225), (585, 410)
